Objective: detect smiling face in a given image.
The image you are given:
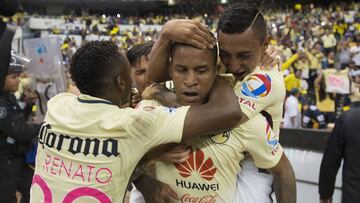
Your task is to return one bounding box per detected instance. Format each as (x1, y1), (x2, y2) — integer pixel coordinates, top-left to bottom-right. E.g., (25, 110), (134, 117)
(170, 45), (218, 106)
(218, 29), (267, 81)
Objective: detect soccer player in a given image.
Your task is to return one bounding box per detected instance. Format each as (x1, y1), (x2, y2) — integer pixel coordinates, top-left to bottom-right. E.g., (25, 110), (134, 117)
(141, 39), (292, 202)
(127, 41), (154, 95)
(29, 41), (243, 203)
(147, 3), (296, 203)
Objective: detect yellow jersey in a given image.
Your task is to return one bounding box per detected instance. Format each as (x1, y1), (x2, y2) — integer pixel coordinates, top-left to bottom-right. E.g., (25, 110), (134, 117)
(235, 65), (286, 136)
(30, 93), (189, 203)
(155, 104), (283, 202)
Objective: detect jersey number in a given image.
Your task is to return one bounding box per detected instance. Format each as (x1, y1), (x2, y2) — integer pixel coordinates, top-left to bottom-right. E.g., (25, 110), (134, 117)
(32, 174), (112, 203)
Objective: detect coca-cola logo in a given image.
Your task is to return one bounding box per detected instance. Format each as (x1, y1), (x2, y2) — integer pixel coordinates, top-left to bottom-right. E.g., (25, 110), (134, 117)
(181, 193), (216, 203)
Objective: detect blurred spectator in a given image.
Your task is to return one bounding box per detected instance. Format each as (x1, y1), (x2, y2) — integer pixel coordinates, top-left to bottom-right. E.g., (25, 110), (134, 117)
(350, 34), (360, 66)
(306, 42), (324, 97)
(338, 40), (351, 69)
(314, 70), (336, 124)
(284, 69), (302, 92)
(284, 88), (301, 128)
(349, 66), (360, 106)
(321, 29), (337, 56)
(302, 100), (327, 129)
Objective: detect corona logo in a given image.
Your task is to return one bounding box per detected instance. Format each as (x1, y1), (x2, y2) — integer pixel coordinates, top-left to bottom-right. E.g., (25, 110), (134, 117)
(175, 149), (217, 181)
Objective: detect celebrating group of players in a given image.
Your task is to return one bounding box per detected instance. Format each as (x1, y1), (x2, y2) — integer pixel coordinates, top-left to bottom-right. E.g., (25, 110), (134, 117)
(30, 3), (296, 203)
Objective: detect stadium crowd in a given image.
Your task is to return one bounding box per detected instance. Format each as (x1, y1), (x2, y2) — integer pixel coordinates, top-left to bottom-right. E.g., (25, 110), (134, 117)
(3, 1), (358, 129)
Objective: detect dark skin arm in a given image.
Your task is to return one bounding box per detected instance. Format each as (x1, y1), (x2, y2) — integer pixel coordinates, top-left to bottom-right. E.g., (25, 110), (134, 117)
(268, 153), (297, 203)
(133, 172), (179, 203)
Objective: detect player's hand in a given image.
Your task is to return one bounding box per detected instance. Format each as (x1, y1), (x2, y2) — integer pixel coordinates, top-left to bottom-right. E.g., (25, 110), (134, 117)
(156, 182), (180, 203)
(141, 177), (180, 203)
(130, 92), (142, 108)
(142, 83), (163, 99)
(142, 84), (180, 108)
(158, 144), (191, 164)
(261, 45), (281, 70)
(162, 19), (216, 49)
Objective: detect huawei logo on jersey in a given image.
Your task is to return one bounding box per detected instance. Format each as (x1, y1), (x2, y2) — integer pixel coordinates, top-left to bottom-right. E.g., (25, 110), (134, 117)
(174, 148), (217, 181)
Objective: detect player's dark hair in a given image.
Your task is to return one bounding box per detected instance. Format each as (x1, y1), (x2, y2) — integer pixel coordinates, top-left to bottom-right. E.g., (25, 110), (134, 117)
(218, 2), (267, 43)
(127, 41), (154, 67)
(70, 40), (127, 96)
(170, 42), (218, 67)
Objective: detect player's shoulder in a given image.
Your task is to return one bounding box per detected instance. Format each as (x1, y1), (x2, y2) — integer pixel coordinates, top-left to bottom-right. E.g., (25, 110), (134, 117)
(47, 93), (76, 107)
(240, 70), (273, 100)
(240, 67), (285, 102)
(134, 99), (162, 110)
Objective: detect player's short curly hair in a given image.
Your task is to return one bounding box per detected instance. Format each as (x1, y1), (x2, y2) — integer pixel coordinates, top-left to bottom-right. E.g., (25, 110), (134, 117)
(70, 41), (127, 96)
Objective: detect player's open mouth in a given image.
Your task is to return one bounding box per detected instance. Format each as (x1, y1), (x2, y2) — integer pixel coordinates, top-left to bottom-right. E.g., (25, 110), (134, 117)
(182, 90), (200, 103)
(182, 91), (199, 97)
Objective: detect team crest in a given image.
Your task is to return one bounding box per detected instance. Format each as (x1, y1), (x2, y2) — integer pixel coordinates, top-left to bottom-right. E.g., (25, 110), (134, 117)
(210, 130), (231, 144)
(241, 73), (272, 99)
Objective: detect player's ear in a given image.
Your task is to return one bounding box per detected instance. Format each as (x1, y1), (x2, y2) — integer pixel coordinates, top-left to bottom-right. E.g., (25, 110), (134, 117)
(261, 34), (270, 54)
(115, 75), (126, 91)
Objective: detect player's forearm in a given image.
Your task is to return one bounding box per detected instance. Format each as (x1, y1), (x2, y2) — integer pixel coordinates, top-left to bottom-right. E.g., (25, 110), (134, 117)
(133, 173), (158, 202)
(147, 32), (172, 83)
(272, 156), (296, 203)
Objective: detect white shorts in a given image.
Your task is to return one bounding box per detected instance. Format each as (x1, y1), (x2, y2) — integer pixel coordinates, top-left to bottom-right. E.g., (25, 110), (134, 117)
(233, 159), (274, 203)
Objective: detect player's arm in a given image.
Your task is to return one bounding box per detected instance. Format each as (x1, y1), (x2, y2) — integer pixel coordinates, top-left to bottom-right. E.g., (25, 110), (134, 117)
(141, 84), (180, 108)
(147, 20), (215, 83)
(133, 173), (179, 202)
(245, 116), (296, 203)
(268, 154), (297, 203)
(237, 78), (280, 124)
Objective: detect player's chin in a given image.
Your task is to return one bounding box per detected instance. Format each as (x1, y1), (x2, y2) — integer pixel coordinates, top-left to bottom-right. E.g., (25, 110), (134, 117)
(179, 96), (201, 106)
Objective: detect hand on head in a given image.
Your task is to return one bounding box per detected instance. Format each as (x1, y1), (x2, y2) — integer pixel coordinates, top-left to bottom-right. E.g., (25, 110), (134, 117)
(162, 19), (216, 49)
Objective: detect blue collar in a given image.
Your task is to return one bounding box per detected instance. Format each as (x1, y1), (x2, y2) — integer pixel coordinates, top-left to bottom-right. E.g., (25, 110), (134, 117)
(77, 94), (114, 106)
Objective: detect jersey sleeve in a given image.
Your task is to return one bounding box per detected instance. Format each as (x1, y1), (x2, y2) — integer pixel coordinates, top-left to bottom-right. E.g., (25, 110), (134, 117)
(123, 100), (190, 150)
(236, 71), (282, 120)
(242, 114), (283, 169)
